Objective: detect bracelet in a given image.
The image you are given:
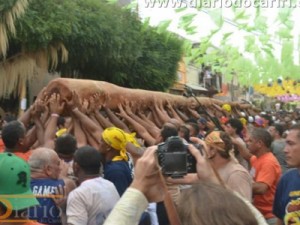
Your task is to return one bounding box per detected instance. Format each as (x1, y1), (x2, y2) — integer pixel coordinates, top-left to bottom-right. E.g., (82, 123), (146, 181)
(51, 113), (59, 118)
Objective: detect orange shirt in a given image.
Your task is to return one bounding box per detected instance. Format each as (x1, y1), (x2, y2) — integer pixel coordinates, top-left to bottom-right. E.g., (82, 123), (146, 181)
(14, 150), (32, 161)
(0, 142), (32, 162)
(250, 153), (282, 219)
(0, 138), (5, 152)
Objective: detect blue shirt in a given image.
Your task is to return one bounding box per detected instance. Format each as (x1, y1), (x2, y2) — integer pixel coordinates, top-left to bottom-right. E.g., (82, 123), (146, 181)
(29, 178), (65, 225)
(104, 160), (133, 196)
(273, 169), (300, 224)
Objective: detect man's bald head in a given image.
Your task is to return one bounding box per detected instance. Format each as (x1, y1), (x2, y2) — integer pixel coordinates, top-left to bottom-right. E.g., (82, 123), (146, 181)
(28, 148), (61, 179)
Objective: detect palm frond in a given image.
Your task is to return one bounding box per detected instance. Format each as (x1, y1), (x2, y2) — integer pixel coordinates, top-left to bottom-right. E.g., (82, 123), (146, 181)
(0, 51), (47, 97)
(48, 42), (69, 69)
(0, 0), (29, 57)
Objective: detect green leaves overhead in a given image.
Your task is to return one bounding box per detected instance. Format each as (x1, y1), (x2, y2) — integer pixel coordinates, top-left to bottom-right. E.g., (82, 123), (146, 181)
(207, 9), (223, 28)
(157, 20), (172, 33)
(173, 7), (300, 85)
(3, 0), (184, 91)
(178, 12), (197, 31)
(254, 15), (268, 32)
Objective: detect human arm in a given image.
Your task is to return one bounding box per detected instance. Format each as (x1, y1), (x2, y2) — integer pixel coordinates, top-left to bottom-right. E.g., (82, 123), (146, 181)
(18, 105), (33, 129)
(174, 107), (189, 122)
(82, 125), (100, 149)
(54, 177), (76, 210)
(231, 138), (253, 161)
(104, 107), (130, 132)
(148, 109), (163, 128)
(123, 101), (159, 139)
(93, 109), (113, 129)
(187, 107), (200, 119)
(31, 100), (47, 147)
(72, 116), (87, 148)
(104, 147), (165, 225)
(253, 160), (280, 195)
(165, 101), (184, 124)
(137, 111), (160, 131)
(125, 142), (145, 164)
(153, 100), (171, 124)
(43, 93), (65, 149)
(66, 92), (102, 143)
(117, 104), (156, 146)
(212, 103), (230, 117)
(252, 182), (269, 195)
(167, 144), (223, 186)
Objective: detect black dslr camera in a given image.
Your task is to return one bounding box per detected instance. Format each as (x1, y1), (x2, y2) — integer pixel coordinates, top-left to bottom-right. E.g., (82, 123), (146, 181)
(157, 136), (197, 178)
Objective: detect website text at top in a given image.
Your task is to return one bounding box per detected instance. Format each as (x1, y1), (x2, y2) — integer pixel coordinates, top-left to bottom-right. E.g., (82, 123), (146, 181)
(144, 0), (300, 8)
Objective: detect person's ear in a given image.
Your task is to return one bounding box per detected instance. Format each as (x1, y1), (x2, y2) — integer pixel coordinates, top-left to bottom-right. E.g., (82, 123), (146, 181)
(44, 164), (52, 177)
(207, 148), (216, 159)
(18, 137), (25, 147)
(73, 161), (80, 174)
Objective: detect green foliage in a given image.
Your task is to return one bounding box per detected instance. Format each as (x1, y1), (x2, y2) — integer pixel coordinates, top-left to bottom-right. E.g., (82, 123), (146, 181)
(7, 0), (183, 91)
(207, 9), (223, 28)
(0, 0), (19, 12)
(173, 8), (300, 86)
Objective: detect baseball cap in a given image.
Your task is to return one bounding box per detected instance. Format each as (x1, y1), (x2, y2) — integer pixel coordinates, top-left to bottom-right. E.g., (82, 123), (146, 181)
(248, 116), (254, 123)
(0, 152), (39, 211)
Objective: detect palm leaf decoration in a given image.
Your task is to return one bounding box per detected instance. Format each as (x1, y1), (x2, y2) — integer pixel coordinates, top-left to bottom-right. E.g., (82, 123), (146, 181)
(0, 0), (29, 57)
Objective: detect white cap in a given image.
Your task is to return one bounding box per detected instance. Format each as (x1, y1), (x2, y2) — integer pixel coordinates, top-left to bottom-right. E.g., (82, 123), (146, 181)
(240, 112), (246, 117)
(248, 116), (254, 123)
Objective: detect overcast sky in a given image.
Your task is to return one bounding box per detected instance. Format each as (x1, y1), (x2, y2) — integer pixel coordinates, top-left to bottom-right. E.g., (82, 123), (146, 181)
(138, 1), (300, 64)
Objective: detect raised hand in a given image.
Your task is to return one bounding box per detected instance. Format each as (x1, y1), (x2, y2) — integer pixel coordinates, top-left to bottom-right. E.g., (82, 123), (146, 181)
(167, 145), (222, 186)
(123, 99), (134, 115)
(81, 98), (89, 114)
(65, 91), (81, 111)
(53, 184), (67, 207)
(117, 103), (127, 117)
(49, 93), (65, 114)
(91, 92), (102, 110)
(131, 146), (165, 203)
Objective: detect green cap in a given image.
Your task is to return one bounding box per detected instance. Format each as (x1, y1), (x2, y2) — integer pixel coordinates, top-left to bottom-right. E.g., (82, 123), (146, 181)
(0, 152), (39, 211)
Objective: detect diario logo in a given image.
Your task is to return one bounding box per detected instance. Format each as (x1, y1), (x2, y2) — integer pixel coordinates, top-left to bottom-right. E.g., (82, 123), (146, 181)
(0, 194), (63, 222)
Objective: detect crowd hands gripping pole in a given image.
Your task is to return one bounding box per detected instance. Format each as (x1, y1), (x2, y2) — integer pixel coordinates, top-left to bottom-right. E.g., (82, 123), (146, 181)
(3, 78), (271, 225)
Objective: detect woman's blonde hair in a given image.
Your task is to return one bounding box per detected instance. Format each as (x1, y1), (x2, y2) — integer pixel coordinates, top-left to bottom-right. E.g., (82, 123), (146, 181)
(178, 182), (258, 225)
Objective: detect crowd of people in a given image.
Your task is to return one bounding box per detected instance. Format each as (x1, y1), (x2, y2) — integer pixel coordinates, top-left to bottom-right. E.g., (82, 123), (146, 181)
(0, 90), (300, 225)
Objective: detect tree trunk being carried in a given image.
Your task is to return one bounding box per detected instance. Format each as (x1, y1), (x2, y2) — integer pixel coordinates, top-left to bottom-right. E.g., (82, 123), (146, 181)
(37, 78), (259, 117)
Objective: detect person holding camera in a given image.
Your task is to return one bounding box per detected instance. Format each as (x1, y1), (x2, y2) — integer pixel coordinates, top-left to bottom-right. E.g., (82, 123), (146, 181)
(204, 130), (252, 201)
(167, 131), (252, 201)
(103, 144), (266, 225)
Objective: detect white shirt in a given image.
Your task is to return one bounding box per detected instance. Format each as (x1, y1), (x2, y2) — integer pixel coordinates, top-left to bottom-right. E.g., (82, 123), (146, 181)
(67, 177), (120, 225)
